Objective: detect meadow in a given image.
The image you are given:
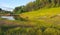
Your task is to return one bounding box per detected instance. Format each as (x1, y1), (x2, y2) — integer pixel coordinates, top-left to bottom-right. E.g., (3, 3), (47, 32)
(0, 7), (60, 35)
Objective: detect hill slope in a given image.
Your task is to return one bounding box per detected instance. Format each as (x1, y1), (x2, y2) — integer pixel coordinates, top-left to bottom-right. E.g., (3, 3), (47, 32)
(19, 7), (60, 25)
(20, 7), (60, 20)
(1, 7), (60, 35)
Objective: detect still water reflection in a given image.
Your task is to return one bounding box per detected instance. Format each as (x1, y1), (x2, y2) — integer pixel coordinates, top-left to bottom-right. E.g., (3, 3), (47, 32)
(1, 16), (15, 20)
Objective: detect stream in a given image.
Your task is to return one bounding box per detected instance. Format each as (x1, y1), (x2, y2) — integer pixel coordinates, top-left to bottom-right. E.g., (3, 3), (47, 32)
(1, 16), (15, 20)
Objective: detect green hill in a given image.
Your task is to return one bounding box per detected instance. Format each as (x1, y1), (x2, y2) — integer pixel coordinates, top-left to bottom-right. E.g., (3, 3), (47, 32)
(20, 7), (60, 20)
(1, 7), (60, 35)
(5, 7), (60, 35)
(1, 6), (60, 35)
(18, 7), (60, 26)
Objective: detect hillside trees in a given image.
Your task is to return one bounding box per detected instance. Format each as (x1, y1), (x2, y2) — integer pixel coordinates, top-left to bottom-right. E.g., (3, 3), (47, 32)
(13, 0), (60, 20)
(0, 8), (11, 14)
(13, 6), (24, 14)
(13, 0), (60, 14)
(57, 0), (60, 6)
(25, 2), (35, 11)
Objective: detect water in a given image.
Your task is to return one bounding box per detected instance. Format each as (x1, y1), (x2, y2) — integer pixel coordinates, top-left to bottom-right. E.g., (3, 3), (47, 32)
(1, 16), (15, 20)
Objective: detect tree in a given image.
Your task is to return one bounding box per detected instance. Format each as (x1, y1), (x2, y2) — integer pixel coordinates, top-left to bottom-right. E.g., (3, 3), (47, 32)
(26, 2), (36, 11)
(0, 8), (2, 11)
(13, 6), (26, 14)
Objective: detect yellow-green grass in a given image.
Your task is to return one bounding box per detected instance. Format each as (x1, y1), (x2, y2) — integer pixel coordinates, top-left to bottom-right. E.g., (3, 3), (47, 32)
(1, 7), (60, 35)
(11, 7), (60, 28)
(20, 7), (60, 20)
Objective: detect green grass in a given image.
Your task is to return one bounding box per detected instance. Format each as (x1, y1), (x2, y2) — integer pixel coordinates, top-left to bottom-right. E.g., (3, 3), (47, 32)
(0, 19), (60, 35)
(1, 7), (60, 35)
(20, 7), (60, 20)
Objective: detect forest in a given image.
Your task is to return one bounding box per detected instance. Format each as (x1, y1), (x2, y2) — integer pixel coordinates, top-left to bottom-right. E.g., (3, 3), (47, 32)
(13, 0), (60, 14)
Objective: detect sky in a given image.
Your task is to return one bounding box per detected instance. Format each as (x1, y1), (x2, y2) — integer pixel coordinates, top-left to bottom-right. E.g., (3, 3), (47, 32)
(0, 0), (34, 11)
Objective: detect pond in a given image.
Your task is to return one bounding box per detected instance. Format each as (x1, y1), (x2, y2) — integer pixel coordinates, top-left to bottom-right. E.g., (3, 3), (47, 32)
(1, 16), (15, 20)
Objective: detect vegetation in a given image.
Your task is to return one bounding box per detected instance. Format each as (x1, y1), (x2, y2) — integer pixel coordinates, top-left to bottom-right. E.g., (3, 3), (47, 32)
(19, 7), (60, 20)
(0, 19), (60, 35)
(13, 0), (60, 14)
(0, 8), (11, 15)
(13, 0), (60, 20)
(1, 0), (60, 35)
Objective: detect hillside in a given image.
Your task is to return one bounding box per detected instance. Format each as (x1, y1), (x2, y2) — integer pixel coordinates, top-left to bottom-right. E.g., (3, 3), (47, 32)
(20, 7), (60, 20)
(19, 7), (60, 27)
(0, 7), (60, 35)
(1, 0), (60, 35)
(1, 7), (60, 35)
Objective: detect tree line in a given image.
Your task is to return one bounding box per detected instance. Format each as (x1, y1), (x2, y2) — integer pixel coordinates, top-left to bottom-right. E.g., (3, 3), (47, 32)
(0, 8), (12, 14)
(13, 0), (60, 14)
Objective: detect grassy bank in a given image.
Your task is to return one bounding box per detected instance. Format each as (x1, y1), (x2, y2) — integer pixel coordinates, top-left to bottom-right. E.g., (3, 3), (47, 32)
(0, 7), (60, 35)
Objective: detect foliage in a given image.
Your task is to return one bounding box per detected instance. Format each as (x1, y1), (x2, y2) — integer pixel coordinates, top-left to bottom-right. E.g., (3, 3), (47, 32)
(1, 0), (60, 35)
(0, 8), (11, 15)
(13, 0), (60, 14)
(0, 20), (60, 35)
